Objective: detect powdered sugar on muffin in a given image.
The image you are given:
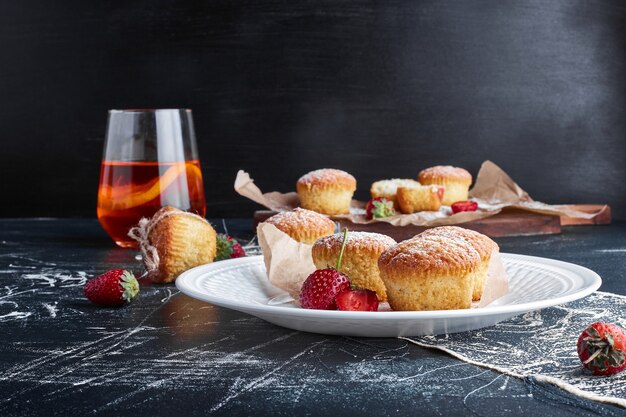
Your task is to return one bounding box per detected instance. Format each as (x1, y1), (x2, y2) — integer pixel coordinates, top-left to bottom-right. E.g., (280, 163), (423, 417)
(264, 208), (335, 244)
(296, 168), (357, 215)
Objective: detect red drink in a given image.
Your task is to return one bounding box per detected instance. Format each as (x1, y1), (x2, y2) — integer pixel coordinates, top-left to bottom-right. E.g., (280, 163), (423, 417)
(97, 160), (206, 248)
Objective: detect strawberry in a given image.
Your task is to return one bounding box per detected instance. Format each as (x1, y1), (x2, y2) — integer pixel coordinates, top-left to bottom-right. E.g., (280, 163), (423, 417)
(577, 322), (626, 375)
(365, 197), (396, 220)
(84, 269), (139, 306)
(300, 228), (351, 310)
(336, 288), (379, 311)
(216, 234), (246, 261)
(451, 200), (478, 214)
(299, 269), (351, 310)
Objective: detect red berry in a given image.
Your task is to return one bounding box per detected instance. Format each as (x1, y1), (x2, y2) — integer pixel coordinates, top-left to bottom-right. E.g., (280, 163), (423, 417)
(230, 240), (245, 258)
(451, 200), (478, 214)
(336, 289), (379, 311)
(299, 269), (351, 310)
(216, 234), (246, 260)
(84, 269), (139, 307)
(365, 197), (396, 220)
(578, 322), (626, 375)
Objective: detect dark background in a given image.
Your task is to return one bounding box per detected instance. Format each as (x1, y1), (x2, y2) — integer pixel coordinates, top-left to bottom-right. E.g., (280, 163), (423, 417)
(1, 0), (625, 219)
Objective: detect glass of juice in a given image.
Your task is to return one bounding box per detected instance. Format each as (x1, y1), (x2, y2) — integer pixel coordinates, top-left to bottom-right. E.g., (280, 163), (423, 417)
(97, 109), (206, 248)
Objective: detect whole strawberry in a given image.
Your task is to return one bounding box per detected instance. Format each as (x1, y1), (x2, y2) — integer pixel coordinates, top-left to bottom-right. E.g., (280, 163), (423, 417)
(299, 269), (351, 310)
(577, 322), (626, 375)
(365, 197), (396, 220)
(215, 234), (246, 261)
(84, 269), (139, 306)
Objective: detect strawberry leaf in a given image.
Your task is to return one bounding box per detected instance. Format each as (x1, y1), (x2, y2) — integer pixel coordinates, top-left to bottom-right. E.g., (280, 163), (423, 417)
(119, 270), (139, 302)
(371, 199), (395, 219)
(215, 234), (235, 261)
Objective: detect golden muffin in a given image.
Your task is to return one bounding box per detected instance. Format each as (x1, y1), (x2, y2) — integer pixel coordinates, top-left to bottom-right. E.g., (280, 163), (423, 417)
(140, 206), (217, 284)
(263, 207), (336, 244)
(296, 168), (356, 215)
(418, 226), (498, 301)
(378, 232), (480, 310)
(418, 165), (472, 206)
(312, 231), (396, 301)
(370, 178), (421, 210)
(396, 184), (444, 213)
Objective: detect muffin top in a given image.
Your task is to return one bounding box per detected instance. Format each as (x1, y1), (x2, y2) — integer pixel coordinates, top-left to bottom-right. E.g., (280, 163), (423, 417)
(263, 208), (335, 243)
(418, 166), (472, 184)
(378, 233), (480, 276)
(297, 168), (357, 191)
(418, 226), (497, 261)
(312, 231), (396, 259)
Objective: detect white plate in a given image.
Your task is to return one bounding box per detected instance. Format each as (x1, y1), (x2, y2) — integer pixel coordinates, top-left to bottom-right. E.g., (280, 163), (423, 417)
(175, 254), (601, 337)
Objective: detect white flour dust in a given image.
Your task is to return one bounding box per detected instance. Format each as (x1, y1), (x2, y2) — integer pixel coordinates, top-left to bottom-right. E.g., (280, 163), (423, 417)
(402, 291), (626, 408)
(23, 271), (89, 288)
(0, 255), (93, 323)
(42, 302), (58, 318)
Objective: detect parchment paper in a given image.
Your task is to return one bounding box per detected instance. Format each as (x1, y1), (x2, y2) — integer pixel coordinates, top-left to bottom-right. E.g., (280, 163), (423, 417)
(234, 160), (601, 226)
(257, 222), (317, 299)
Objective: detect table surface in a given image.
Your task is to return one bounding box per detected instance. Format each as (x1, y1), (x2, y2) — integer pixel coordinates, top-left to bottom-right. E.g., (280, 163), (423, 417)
(1, 218), (625, 417)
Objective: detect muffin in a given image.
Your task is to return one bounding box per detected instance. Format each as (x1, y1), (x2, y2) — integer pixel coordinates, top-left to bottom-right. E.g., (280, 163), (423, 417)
(418, 166), (472, 206)
(378, 232), (480, 310)
(136, 206), (217, 284)
(396, 184), (444, 213)
(370, 178), (421, 210)
(263, 207), (336, 244)
(418, 226), (498, 301)
(312, 231), (396, 301)
(296, 169), (357, 215)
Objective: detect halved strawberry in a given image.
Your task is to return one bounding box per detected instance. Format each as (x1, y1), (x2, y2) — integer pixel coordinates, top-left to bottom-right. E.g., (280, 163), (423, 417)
(336, 289), (379, 311)
(365, 197), (396, 220)
(451, 200), (478, 214)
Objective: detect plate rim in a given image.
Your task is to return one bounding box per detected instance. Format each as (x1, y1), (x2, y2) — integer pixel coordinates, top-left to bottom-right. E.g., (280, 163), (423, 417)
(175, 253), (602, 320)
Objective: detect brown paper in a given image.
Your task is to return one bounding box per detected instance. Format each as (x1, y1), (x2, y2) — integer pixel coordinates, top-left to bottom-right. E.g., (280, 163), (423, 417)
(469, 161), (531, 203)
(257, 222), (316, 299)
(234, 170), (299, 211)
(235, 160), (601, 226)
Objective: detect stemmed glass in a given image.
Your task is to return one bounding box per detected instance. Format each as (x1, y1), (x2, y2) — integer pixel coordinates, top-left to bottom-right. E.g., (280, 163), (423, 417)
(97, 109), (206, 248)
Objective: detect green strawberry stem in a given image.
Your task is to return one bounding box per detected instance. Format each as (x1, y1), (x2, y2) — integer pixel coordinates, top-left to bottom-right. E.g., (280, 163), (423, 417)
(583, 347), (603, 365)
(582, 327), (625, 370)
(372, 199), (395, 219)
(120, 270), (139, 302)
(336, 227), (349, 270)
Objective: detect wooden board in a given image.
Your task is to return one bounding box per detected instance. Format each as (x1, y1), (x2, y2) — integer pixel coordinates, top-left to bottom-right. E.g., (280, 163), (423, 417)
(253, 204), (610, 240)
(559, 204), (611, 226)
